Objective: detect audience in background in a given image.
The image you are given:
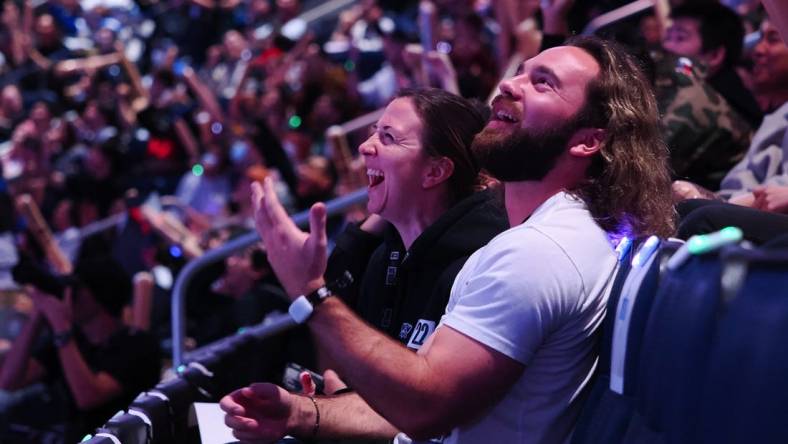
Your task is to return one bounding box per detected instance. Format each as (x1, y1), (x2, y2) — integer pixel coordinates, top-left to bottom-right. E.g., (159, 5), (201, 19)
(0, 0), (786, 440)
(663, 3), (763, 126)
(0, 258), (160, 443)
(674, 19), (788, 208)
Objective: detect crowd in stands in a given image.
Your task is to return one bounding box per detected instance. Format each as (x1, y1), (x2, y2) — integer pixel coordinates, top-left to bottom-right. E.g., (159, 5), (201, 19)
(0, 0), (786, 442)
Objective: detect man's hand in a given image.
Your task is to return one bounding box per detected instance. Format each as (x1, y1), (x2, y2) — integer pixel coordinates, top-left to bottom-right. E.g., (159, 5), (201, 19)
(29, 288), (72, 334)
(300, 369), (348, 396)
(220, 383), (304, 442)
(753, 185), (788, 213)
(251, 178), (328, 297)
(2, 2), (20, 29)
(540, 0), (574, 35)
(424, 51), (460, 94)
(672, 180), (718, 202)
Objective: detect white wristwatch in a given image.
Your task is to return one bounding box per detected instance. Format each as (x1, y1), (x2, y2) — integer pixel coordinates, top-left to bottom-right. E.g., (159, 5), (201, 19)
(288, 286), (332, 324)
(288, 271), (354, 324)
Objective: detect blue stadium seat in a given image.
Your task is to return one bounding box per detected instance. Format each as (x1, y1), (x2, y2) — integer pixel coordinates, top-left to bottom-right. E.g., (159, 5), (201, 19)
(629, 250), (725, 443)
(572, 238), (681, 444)
(695, 246), (788, 443)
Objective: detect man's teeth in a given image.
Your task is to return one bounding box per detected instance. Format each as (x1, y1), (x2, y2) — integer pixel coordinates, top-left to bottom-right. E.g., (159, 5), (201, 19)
(367, 169), (384, 177)
(496, 110), (516, 122)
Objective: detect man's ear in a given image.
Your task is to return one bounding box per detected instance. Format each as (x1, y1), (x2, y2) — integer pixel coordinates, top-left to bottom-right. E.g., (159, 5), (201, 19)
(701, 46), (726, 73)
(422, 156), (455, 188)
(568, 128), (606, 158)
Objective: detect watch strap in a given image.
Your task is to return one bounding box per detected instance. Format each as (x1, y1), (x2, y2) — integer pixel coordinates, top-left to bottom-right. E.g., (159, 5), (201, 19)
(53, 328), (74, 348)
(306, 286), (332, 306)
(288, 271), (355, 324)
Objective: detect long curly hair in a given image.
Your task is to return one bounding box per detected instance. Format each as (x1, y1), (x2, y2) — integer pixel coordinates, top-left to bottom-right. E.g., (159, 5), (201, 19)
(567, 36), (676, 238)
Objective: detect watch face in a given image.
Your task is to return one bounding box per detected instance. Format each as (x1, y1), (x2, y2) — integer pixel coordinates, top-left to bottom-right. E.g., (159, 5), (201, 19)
(54, 330), (73, 347)
(289, 295), (314, 324)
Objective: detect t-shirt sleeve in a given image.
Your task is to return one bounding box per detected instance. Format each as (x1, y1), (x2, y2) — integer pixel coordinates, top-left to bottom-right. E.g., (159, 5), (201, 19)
(440, 229), (584, 365)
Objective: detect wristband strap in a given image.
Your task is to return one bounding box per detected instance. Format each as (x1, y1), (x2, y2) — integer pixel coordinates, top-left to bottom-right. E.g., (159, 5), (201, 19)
(53, 328), (74, 348)
(287, 271), (354, 324)
(307, 395), (320, 438)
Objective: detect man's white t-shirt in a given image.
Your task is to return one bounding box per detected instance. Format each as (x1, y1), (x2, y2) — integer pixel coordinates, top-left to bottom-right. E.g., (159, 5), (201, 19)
(426, 192), (617, 444)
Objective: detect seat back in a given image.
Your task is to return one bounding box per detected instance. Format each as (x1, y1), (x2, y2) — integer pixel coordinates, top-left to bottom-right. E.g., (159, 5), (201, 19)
(571, 238), (680, 444)
(631, 251), (725, 443)
(695, 247), (788, 444)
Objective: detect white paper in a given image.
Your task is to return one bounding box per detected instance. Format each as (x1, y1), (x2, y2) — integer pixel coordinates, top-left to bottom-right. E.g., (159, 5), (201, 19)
(189, 402), (239, 444)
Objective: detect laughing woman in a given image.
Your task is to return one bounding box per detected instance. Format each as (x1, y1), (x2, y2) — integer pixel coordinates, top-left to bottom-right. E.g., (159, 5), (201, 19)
(324, 88), (508, 356)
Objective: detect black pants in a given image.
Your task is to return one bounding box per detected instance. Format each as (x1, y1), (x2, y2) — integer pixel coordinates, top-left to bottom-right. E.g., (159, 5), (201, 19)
(677, 199), (788, 245)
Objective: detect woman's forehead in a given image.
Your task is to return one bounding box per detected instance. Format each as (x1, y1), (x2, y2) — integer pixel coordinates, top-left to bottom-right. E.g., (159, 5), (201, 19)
(379, 97), (421, 134)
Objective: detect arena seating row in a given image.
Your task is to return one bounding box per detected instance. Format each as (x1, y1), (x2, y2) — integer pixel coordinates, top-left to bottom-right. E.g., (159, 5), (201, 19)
(573, 231), (788, 444)
(82, 229), (788, 444)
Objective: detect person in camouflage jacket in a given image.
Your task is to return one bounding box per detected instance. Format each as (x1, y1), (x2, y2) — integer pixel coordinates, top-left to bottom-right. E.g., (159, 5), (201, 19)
(653, 51), (753, 191)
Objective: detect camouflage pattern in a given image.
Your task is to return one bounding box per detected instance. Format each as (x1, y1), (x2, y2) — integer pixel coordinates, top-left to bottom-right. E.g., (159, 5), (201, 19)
(653, 51), (753, 191)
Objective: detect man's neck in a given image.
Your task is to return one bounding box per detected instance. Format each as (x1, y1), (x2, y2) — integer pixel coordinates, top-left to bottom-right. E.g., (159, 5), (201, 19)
(79, 314), (122, 346)
(503, 181), (566, 227)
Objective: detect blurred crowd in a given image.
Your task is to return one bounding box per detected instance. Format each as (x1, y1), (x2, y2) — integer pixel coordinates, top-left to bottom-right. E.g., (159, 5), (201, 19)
(0, 0), (786, 440)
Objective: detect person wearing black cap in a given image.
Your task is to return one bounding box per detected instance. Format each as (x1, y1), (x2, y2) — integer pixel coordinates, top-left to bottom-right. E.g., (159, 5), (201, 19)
(0, 257), (160, 443)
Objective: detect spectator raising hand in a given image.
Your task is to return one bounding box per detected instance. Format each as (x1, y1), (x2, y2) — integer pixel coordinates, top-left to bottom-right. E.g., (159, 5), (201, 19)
(250, 178), (328, 297)
(540, 0), (574, 37)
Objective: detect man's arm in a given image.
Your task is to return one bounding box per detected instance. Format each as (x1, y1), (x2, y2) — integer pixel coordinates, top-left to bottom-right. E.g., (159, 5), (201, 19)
(309, 300), (524, 439)
(250, 178), (524, 439)
(31, 291), (123, 410)
(727, 192), (756, 208)
(224, 307), (523, 441)
(0, 310), (47, 391)
(55, 338), (124, 410)
(222, 386), (399, 440)
(314, 391), (399, 439)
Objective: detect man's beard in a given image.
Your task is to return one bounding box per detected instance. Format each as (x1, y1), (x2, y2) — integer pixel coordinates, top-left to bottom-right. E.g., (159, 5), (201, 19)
(472, 116), (584, 182)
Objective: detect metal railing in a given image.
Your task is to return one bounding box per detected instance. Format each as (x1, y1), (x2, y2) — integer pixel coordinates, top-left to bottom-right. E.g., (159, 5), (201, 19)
(336, 108), (385, 134)
(582, 0), (655, 35)
(300, 0), (358, 25)
(170, 188), (368, 367)
(181, 309), (299, 365)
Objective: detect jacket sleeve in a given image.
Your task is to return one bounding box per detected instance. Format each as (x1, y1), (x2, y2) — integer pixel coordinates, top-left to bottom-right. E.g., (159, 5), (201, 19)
(326, 223), (383, 307)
